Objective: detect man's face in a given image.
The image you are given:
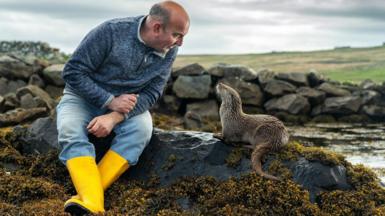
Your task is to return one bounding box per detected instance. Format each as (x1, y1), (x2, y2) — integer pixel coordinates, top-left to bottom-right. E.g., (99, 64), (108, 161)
(155, 21), (189, 53)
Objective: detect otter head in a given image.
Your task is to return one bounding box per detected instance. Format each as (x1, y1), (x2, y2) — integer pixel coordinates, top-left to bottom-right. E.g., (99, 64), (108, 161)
(216, 83), (242, 106)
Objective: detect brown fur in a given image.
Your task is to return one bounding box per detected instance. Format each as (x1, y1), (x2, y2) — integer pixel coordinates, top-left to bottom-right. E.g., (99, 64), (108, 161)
(215, 83), (289, 180)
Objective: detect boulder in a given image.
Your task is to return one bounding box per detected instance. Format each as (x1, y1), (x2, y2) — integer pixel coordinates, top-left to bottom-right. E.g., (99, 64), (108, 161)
(220, 77), (264, 106)
(162, 95), (181, 113)
(0, 107), (47, 127)
(41, 64), (65, 86)
(16, 85), (56, 110)
(296, 87), (326, 106)
(362, 105), (385, 118)
(172, 75), (211, 99)
(28, 74), (45, 89)
(208, 63), (258, 81)
(257, 68), (276, 86)
(172, 63), (206, 77)
(352, 90), (381, 105)
(263, 80), (297, 96)
(317, 83), (351, 97)
(185, 100), (219, 120)
(276, 72), (309, 86)
(307, 69), (325, 87)
(16, 117), (352, 203)
(314, 96), (362, 116)
(0, 77), (8, 95)
(264, 94), (311, 115)
(0, 55), (41, 80)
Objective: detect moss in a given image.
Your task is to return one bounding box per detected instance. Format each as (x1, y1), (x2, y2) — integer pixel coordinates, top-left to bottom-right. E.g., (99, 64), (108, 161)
(162, 154), (178, 171)
(20, 199), (67, 216)
(225, 148), (244, 168)
(310, 115), (336, 123)
(338, 114), (371, 123)
(276, 141), (346, 166)
(0, 169), (65, 205)
(267, 159), (293, 180)
(152, 113), (184, 131)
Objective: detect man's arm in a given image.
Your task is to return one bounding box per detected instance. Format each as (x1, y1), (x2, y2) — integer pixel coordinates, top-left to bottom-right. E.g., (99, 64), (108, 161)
(125, 48), (178, 119)
(62, 22), (115, 108)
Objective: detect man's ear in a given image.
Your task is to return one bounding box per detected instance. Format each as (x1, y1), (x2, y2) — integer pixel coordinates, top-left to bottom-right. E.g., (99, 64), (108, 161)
(153, 22), (162, 34)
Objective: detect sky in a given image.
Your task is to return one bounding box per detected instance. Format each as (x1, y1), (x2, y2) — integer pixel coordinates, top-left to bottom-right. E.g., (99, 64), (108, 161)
(0, 0), (385, 55)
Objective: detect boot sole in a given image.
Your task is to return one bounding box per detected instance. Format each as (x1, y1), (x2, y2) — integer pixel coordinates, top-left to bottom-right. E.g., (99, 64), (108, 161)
(64, 202), (90, 216)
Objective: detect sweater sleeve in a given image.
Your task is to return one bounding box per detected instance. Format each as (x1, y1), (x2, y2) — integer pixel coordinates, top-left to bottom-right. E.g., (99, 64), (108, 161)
(62, 22), (114, 108)
(124, 48), (178, 119)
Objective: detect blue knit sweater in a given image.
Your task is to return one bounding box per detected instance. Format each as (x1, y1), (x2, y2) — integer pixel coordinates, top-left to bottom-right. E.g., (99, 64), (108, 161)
(62, 15), (178, 119)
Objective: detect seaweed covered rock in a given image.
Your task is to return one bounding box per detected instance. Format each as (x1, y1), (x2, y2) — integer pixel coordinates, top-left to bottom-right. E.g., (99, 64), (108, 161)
(1, 117), (385, 214)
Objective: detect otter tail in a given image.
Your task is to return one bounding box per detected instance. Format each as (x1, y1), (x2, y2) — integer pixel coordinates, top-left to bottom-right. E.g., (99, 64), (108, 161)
(251, 144), (280, 181)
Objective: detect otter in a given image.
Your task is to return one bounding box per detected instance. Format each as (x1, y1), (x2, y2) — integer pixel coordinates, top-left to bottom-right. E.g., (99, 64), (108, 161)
(215, 83), (289, 181)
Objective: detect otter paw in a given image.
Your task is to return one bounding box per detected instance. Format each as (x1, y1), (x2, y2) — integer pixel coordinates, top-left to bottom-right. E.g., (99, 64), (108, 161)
(213, 133), (224, 141)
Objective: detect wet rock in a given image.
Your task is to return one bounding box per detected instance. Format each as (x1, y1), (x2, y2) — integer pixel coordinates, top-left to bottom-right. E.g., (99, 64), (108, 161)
(0, 107), (47, 127)
(208, 63), (258, 81)
(17, 117), (59, 154)
(172, 75), (211, 99)
(14, 117), (353, 203)
(276, 72), (309, 86)
(283, 157), (351, 202)
(263, 80), (297, 96)
(317, 82), (351, 97)
(265, 94), (310, 115)
(41, 64), (65, 86)
(172, 63), (206, 77)
(220, 77), (264, 106)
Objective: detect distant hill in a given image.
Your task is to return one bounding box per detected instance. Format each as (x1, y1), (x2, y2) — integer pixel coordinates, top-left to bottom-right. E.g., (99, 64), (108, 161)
(175, 45), (385, 83)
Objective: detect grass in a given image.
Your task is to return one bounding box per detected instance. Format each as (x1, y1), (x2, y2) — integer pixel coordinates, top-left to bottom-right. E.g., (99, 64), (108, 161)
(174, 45), (385, 84)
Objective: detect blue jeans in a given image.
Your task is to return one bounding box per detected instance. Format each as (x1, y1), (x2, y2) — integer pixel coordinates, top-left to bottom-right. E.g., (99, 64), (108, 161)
(56, 91), (153, 165)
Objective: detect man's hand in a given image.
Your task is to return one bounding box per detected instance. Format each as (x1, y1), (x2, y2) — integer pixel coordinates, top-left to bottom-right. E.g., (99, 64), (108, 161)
(87, 112), (124, 138)
(108, 94), (138, 114)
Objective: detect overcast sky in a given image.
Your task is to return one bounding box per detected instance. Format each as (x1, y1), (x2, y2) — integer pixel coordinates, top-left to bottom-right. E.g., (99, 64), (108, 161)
(1, 0), (385, 54)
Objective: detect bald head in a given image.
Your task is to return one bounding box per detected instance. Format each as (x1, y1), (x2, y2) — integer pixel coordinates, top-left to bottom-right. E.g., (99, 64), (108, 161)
(149, 1), (189, 28)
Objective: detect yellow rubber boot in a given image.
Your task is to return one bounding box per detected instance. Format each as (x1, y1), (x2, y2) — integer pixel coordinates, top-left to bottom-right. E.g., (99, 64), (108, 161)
(71, 150), (129, 200)
(64, 156), (105, 215)
(98, 150), (130, 189)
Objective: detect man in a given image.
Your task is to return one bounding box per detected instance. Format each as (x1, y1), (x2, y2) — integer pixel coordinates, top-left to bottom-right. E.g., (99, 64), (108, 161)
(56, 1), (189, 214)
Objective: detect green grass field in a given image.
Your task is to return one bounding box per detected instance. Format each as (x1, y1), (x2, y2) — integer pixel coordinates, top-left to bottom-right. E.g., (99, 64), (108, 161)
(174, 45), (385, 84)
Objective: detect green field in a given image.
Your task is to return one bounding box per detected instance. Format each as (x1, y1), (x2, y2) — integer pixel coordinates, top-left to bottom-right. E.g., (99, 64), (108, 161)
(174, 45), (385, 83)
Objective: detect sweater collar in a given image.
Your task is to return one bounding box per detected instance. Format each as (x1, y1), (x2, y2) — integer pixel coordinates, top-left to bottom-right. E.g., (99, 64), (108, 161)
(137, 15), (167, 58)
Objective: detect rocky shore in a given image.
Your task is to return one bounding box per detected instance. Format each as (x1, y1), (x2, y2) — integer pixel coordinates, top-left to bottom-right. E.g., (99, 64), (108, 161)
(1, 41), (385, 215)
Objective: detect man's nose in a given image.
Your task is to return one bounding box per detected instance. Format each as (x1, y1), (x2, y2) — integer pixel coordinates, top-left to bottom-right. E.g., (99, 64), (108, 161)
(175, 37), (183, 46)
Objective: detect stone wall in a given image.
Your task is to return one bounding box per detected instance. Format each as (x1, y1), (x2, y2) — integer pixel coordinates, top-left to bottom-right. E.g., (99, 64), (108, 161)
(2, 45), (385, 127)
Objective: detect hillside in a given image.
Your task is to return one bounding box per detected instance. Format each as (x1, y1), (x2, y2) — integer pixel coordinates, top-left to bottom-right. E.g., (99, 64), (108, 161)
(174, 45), (385, 83)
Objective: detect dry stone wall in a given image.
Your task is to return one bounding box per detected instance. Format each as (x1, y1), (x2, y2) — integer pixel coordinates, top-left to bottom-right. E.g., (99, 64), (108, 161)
(1, 42), (385, 127)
